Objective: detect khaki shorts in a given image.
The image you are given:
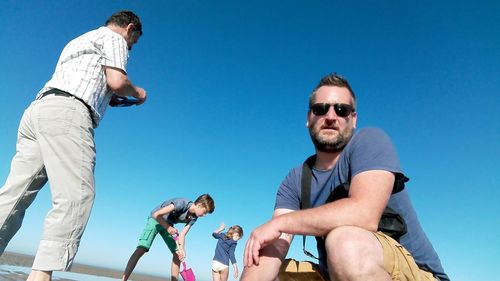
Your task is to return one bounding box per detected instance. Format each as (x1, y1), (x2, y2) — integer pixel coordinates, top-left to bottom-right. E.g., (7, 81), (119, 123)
(373, 232), (437, 281)
(279, 259), (327, 281)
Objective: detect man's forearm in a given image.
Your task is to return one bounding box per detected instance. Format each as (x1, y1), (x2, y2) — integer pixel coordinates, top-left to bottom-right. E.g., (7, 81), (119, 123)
(105, 66), (144, 99)
(241, 236), (290, 281)
(274, 198), (382, 237)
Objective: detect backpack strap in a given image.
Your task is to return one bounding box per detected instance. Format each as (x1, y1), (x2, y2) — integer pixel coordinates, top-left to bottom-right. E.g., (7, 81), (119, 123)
(300, 155), (315, 209)
(300, 155), (319, 260)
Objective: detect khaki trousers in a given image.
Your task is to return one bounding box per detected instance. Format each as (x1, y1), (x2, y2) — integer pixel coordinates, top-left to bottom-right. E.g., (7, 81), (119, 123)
(0, 94), (96, 271)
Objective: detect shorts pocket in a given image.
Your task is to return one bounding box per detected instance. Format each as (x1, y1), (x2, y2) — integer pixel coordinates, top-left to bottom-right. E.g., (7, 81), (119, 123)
(140, 229), (153, 241)
(394, 244), (420, 281)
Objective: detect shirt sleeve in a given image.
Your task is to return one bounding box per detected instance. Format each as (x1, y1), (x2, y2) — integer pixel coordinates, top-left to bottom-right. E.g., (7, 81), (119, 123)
(229, 242), (237, 264)
(171, 199), (187, 212)
(150, 199), (174, 218)
(274, 167), (301, 211)
(348, 128), (403, 177)
(101, 31), (128, 72)
(212, 232), (225, 239)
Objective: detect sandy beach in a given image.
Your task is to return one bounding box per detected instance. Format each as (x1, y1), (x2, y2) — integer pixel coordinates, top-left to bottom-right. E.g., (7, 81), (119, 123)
(0, 251), (167, 281)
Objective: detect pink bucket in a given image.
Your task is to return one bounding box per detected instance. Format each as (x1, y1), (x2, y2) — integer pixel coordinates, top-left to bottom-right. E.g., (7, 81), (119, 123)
(180, 261), (196, 281)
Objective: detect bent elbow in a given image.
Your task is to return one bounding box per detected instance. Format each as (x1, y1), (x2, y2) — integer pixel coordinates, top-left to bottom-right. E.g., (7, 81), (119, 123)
(362, 214), (382, 232)
(105, 67), (130, 92)
(151, 212), (161, 222)
(365, 222), (379, 232)
(355, 214), (381, 232)
(107, 75), (129, 92)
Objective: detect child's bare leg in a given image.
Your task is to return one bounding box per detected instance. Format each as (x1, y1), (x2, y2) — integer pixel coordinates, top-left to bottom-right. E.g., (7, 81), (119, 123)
(220, 267), (229, 281)
(171, 254), (181, 281)
(122, 247), (147, 281)
(212, 270), (221, 281)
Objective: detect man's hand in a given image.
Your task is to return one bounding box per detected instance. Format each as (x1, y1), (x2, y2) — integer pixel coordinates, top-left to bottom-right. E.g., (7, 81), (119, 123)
(133, 86), (147, 105)
(244, 220), (282, 267)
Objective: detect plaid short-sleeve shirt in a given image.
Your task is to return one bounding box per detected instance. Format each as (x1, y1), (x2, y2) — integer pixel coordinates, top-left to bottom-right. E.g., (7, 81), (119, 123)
(37, 26), (129, 127)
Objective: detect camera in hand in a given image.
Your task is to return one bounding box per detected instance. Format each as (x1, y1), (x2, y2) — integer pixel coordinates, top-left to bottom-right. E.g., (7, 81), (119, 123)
(109, 95), (140, 107)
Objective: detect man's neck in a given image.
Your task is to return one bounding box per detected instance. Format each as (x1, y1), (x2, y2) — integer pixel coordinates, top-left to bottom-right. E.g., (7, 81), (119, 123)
(314, 150), (341, 170)
(106, 24), (126, 38)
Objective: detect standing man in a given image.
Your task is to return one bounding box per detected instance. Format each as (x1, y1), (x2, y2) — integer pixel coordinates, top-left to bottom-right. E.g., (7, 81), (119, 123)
(0, 10), (146, 281)
(242, 73), (449, 281)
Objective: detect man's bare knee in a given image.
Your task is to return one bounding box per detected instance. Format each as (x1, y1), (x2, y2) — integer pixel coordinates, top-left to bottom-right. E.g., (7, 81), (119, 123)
(325, 226), (368, 262)
(325, 226), (386, 280)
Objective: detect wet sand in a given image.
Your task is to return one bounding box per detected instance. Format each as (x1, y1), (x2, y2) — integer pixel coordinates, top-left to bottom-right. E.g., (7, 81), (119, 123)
(0, 251), (167, 281)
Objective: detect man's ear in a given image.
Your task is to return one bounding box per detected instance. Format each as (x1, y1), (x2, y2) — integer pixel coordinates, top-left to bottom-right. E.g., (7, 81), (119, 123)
(306, 111), (311, 128)
(352, 112), (357, 129)
(126, 23), (135, 33)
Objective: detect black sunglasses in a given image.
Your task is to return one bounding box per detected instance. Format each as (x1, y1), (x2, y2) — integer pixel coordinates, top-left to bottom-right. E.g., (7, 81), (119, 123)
(310, 103), (355, 117)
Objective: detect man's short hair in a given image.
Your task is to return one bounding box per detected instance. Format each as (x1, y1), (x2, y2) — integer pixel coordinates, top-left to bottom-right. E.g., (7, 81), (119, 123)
(105, 10), (143, 36)
(309, 73), (357, 108)
(195, 193), (215, 213)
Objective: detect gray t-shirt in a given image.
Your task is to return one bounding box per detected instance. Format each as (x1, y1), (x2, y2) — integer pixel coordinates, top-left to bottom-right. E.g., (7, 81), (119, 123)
(275, 127), (449, 281)
(151, 198), (197, 227)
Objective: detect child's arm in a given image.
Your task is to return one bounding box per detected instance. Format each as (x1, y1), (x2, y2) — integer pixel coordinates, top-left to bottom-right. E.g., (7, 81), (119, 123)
(176, 223), (192, 260)
(152, 203), (177, 234)
(233, 263), (239, 279)
(229, 243), (238, 278)
(213, 222), (225, 234)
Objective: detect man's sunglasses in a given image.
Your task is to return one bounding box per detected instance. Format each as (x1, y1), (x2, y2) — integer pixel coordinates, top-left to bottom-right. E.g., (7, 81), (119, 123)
(310, 103), (355, 117)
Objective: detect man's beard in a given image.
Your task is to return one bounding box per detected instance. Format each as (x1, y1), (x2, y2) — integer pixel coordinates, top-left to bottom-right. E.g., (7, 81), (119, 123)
(309, 125), (354, 153)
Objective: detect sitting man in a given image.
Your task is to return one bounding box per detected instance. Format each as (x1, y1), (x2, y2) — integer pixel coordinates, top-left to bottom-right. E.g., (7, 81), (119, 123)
(241, 73), (449, 281)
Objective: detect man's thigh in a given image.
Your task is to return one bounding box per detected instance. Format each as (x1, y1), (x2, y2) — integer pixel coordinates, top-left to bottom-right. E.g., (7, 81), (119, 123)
(373, 232), (437, 281)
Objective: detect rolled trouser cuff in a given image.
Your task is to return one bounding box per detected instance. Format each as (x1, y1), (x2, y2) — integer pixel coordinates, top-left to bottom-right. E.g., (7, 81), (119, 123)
(32, 239), (79, 271)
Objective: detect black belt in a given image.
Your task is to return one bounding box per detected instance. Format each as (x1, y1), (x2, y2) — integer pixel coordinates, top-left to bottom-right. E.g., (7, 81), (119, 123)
(39, 88), (93, 115)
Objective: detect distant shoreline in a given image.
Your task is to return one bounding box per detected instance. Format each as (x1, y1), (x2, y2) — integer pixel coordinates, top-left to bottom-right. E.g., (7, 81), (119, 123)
(0, 251), (167, 281)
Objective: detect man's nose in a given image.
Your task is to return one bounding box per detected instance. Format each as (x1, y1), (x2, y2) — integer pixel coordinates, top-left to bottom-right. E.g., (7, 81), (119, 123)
(325, 106), (338, 119)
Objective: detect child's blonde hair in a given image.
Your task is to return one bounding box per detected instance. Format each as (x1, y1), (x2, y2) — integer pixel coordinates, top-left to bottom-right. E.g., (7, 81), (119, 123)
(225, 225), (243, 239)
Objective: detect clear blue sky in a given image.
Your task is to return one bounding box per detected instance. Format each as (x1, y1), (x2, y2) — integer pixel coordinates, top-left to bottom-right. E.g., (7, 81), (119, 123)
(1, 1), (499, 281)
